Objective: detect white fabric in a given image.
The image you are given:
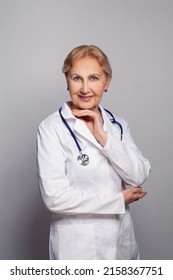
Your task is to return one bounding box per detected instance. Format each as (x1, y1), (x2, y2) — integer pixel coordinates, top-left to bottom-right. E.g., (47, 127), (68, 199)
(37, 102), (151, 260)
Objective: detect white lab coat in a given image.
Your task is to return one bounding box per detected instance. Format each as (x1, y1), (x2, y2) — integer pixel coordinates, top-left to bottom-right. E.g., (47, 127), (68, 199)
(37, 102), (151, 260)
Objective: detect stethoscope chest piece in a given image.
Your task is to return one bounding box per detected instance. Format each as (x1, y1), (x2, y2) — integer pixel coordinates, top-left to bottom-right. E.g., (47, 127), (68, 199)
(77, 153), (89, 166)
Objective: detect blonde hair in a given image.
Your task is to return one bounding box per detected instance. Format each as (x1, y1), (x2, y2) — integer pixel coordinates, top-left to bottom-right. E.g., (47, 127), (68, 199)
(62, 45), (112, 79)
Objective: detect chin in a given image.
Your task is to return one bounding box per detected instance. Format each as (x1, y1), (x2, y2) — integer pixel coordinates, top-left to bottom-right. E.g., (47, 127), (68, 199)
(72, 101), (98, 111)
(75, 103), (92, 110)
(81, 105), (96, 111)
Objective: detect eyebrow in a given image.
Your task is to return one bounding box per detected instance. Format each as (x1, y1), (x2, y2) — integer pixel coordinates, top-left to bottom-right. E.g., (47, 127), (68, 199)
(71, 73), (101, 77)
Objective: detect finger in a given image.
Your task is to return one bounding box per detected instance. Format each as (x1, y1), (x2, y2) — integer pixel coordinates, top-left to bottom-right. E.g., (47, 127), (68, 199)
(72, 109), (94, 116)
(72, 110), (90, 121)
(134, 191), (147, 201)
(132, 187), (142, 194)
(139, 191), (147, 198)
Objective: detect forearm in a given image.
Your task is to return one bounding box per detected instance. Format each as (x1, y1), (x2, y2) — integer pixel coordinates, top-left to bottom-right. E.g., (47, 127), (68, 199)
(38, 174), (125, 215)
(101, 133), (151, 186)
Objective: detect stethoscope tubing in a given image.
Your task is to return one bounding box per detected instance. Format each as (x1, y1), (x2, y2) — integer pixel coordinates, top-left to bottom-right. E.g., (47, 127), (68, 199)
(104, 108), (123, 140)
(59, 107), (82, 153)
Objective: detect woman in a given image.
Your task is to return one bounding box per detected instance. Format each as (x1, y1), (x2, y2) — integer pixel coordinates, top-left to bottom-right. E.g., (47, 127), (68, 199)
(37, 45), (151, 260)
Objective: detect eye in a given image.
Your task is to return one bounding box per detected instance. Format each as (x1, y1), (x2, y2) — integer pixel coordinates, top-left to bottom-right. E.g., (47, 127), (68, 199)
(90, 75), (99, 81)
(73, 76), (81, 81)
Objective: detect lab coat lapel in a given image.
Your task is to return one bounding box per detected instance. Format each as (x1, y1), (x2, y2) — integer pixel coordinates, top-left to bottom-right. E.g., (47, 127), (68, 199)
(74, 119), (100, 147)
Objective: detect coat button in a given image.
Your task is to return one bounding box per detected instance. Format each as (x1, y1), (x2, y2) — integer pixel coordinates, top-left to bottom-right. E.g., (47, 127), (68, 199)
(111, 241), (116, 248)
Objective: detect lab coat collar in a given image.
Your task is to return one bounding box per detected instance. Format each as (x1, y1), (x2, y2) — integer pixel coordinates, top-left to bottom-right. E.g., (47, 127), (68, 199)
(60, 102), (76, 120)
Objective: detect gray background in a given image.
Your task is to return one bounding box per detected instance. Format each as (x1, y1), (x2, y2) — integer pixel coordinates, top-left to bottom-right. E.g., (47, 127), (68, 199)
(0, 0), (173, 260)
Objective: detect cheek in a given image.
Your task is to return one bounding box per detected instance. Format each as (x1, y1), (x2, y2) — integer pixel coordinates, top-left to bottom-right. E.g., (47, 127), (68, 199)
(94, 83), (105, 94)
(68, 82), (80, 92)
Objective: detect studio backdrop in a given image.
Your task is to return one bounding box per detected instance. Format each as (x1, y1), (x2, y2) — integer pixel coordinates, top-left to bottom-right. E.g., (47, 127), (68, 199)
(0, 0), (173, 259)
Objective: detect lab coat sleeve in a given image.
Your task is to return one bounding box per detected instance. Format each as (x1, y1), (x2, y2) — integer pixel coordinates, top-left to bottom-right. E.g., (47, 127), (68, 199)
(37, 120), (125, 215)
(101, 119), (151, 187)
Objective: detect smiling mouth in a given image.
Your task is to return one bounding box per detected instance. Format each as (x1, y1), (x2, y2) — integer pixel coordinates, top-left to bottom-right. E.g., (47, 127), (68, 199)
(79, 95), (93, 101)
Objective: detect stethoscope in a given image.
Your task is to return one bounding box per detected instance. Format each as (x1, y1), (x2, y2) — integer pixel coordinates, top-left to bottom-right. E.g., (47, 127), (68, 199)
(59, 107), (123, 166)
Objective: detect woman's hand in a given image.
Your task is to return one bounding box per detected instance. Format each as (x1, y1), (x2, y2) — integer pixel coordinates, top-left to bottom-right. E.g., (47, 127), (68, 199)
(72, 109), (107, 147)
(122, 187), (147, 204)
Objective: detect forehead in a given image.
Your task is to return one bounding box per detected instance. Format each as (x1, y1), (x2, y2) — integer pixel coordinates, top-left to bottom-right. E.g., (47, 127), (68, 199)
(70, 57), (103, 74)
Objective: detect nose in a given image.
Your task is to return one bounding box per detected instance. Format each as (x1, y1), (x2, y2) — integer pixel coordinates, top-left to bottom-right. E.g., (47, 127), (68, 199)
(80, 80), (90, 94)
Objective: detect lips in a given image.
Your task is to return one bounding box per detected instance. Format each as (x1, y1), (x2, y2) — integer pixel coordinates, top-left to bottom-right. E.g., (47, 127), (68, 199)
(79, 95), (93, 102)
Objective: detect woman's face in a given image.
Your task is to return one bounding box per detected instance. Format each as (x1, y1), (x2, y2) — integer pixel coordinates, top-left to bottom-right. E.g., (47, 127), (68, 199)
(67, 57), (111, 112)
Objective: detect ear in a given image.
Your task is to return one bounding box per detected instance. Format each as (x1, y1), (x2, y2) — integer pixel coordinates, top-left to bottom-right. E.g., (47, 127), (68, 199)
(104, 77), (111, 92)
(66, 76), (70, 91)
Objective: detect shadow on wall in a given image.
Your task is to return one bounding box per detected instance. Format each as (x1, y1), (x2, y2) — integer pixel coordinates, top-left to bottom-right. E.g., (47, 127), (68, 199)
(30, 205), (51, 260)
(0, 146), (51, 260)
(0, 190), (51, 260)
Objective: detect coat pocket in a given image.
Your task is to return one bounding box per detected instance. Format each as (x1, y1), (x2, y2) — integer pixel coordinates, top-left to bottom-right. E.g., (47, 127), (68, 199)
(49, 222), (96, 260)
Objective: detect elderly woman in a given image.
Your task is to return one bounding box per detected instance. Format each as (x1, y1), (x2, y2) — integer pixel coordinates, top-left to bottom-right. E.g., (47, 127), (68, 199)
(37, 45), (151, 260)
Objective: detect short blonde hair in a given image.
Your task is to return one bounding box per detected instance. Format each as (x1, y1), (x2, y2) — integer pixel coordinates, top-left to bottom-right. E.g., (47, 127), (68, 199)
(62, 45), (112, 79)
